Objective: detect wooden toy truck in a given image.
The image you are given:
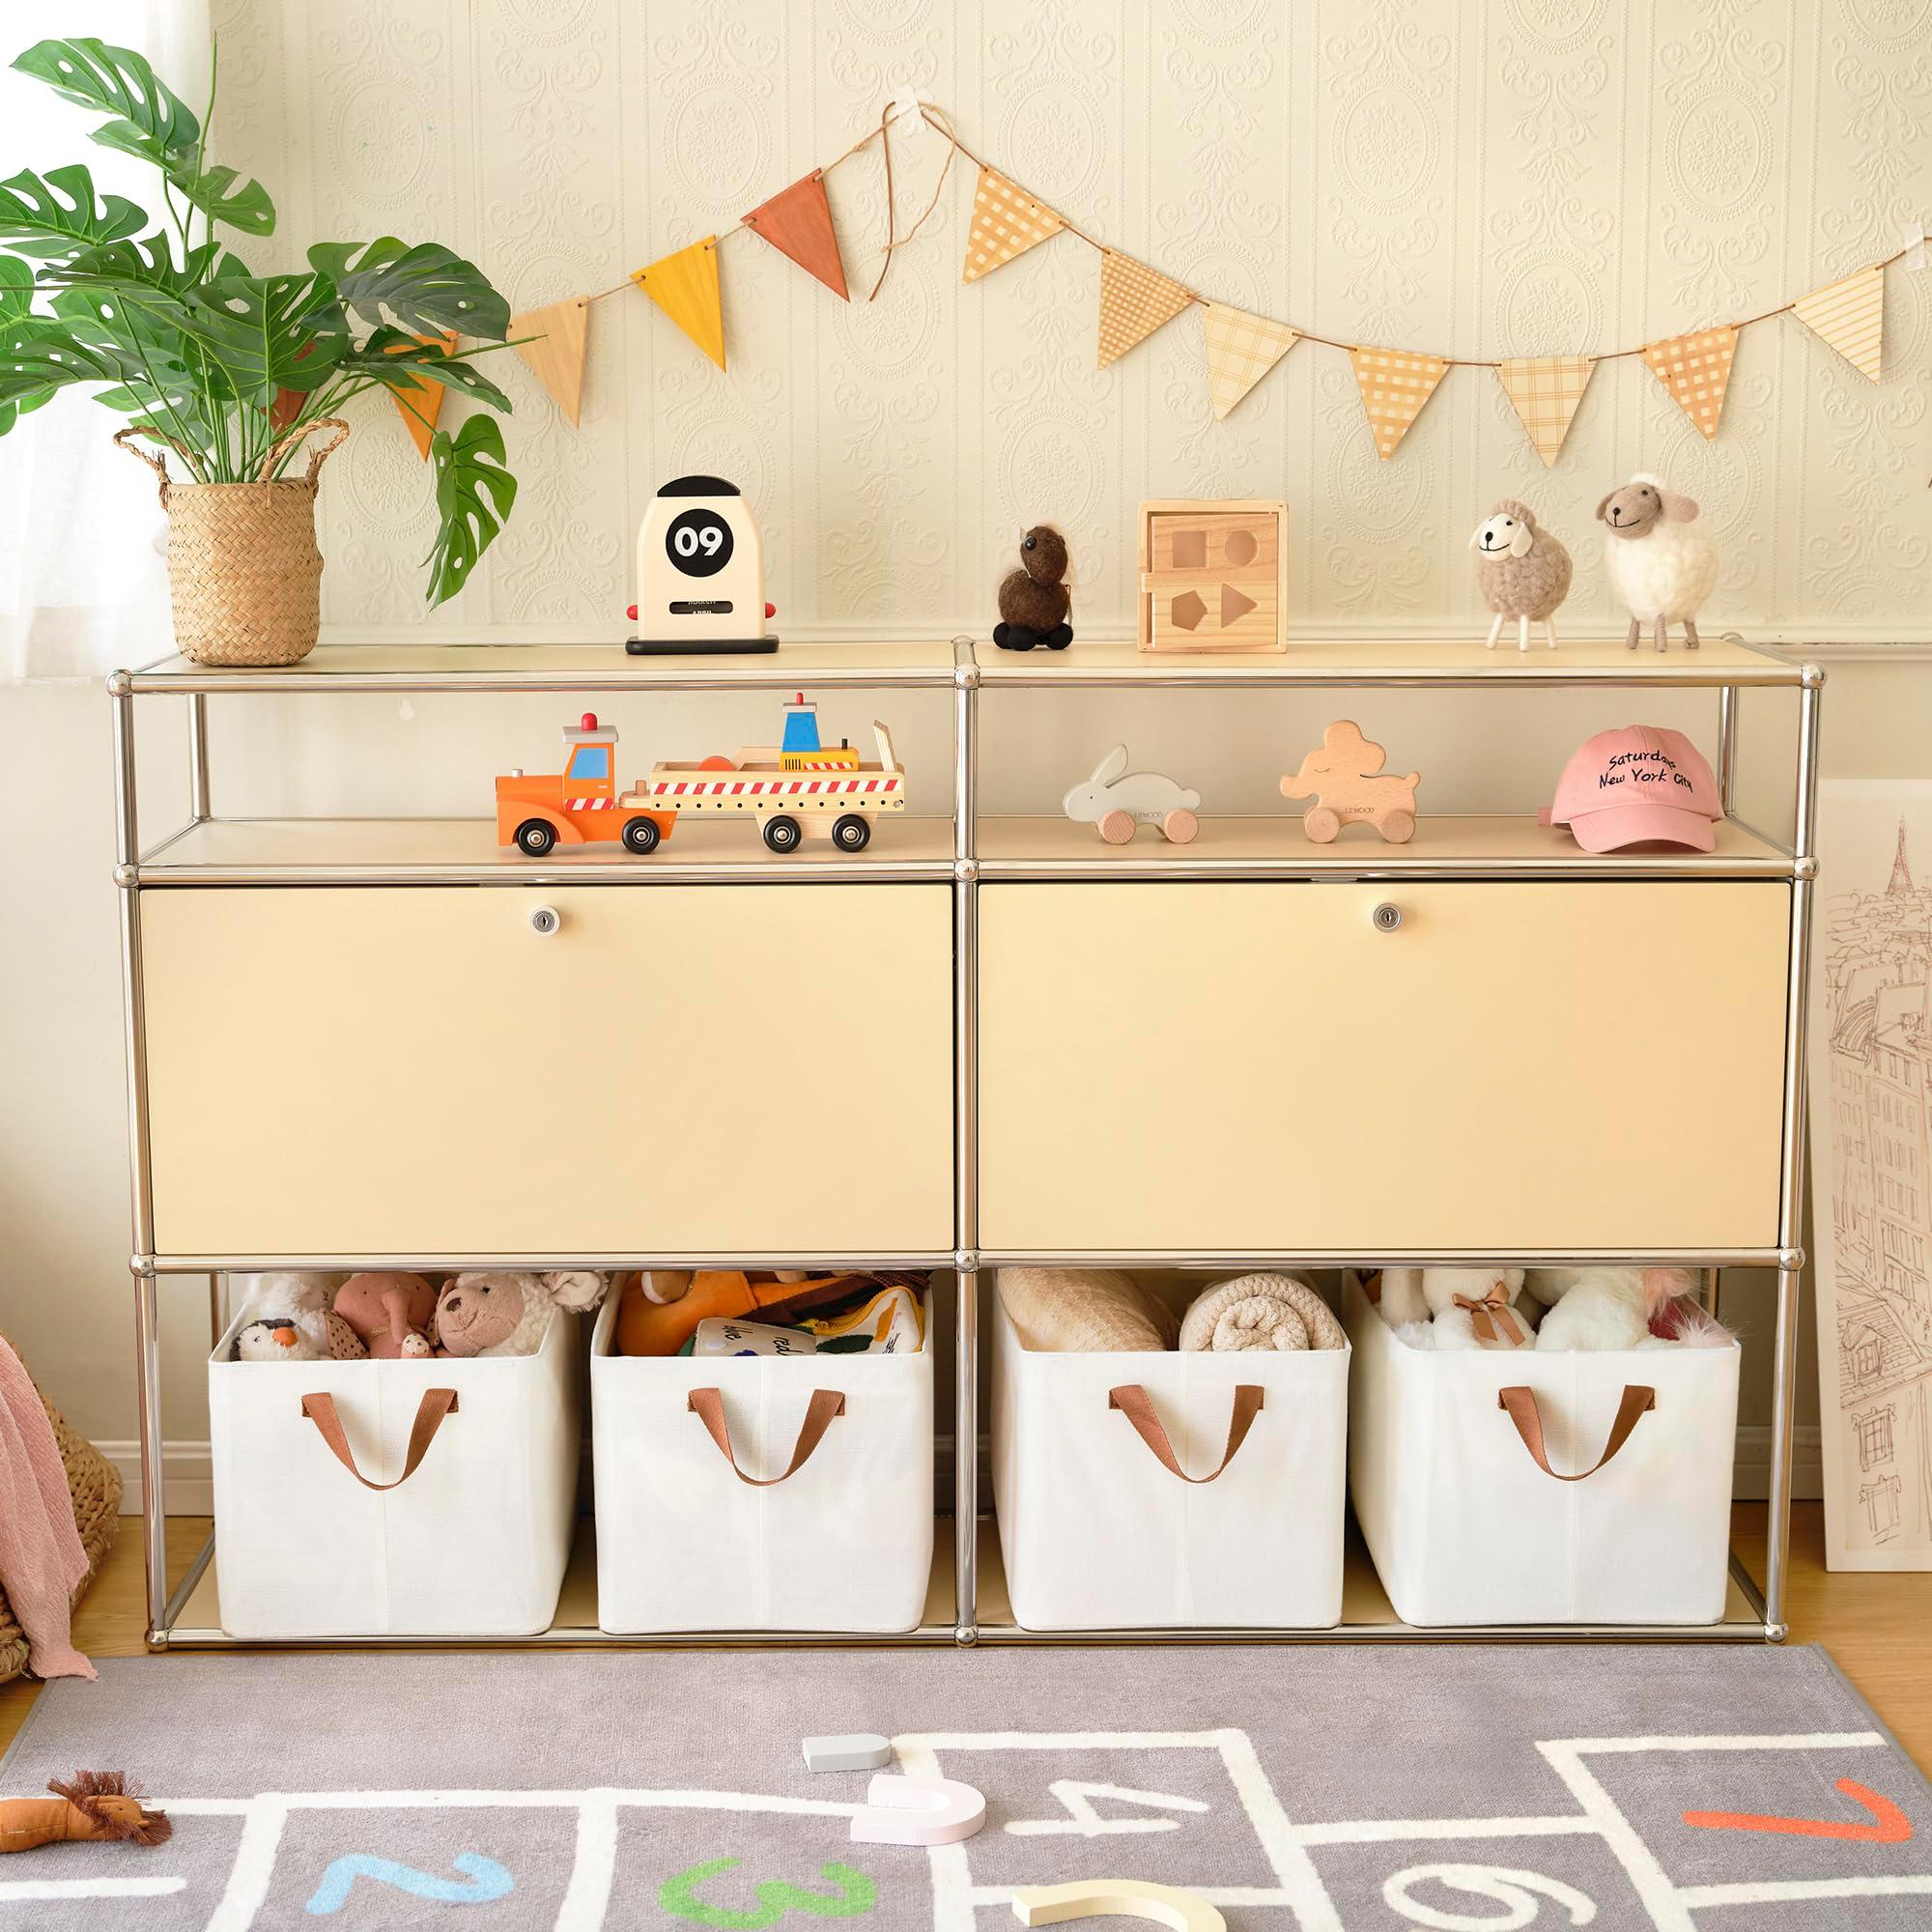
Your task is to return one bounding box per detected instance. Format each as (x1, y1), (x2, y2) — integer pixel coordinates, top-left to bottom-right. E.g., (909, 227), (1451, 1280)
(496, 696), (906, 857)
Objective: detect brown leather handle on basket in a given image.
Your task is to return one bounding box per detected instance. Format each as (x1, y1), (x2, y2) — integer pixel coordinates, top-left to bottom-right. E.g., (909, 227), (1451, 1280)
(1497, 1384), (1655, 1482)
(1107, 1383), (1264, 1484)
(687, 1387), (846, 1487)
(299, 1389), (459, 1491)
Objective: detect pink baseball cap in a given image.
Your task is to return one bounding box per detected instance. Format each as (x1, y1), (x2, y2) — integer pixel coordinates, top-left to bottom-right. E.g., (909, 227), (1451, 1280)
(1543, 724), (1723, 853)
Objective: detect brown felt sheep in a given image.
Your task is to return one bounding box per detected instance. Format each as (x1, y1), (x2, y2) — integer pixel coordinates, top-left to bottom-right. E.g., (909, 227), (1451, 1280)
(1468, 498), (1572, 652)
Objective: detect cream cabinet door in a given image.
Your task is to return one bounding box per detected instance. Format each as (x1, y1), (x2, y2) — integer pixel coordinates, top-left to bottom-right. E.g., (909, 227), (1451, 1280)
(980, 882), (1789, 1253)
(142, 886), (953, 1257)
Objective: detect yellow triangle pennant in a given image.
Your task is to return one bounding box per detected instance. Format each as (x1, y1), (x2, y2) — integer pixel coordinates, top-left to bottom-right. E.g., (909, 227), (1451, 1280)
(1495, 355), (1595, 467)
(1097, 251), (1193, 370)
(632, 237), (724, 372)
(1349, 345), (1448, 459)
(508, 298), (589, 427)
(385, 331), (457, 460)
(1641, 326), (1736, 440)
(962, 165), (1064, 283)
(1791, 264), (1884, 381)
(1202, 303), (1297, 420)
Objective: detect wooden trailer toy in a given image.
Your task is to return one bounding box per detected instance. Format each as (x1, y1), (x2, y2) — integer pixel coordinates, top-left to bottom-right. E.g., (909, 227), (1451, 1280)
(1279, 720), (1419, 844)
(497, 714), (679, 856)
(1062, 746), (1201, 844)
(1137, 497), (1288, 654)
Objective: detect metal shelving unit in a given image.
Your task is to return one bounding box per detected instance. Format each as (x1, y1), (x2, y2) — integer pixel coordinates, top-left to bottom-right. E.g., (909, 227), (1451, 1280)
(109, 632), (1821, 1648)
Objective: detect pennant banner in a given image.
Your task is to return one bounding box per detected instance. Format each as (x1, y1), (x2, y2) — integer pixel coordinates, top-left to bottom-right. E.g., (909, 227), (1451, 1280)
(1350, 345), (1448, 459)
(1097, 250), (1193, 369)
(1791, 264), (1883, 381)
(743, 169), (848, 301)
(509, 298), (589, 427)
(1496, 355), (1595, 467)
(1641, 326), (1736, 440)
(1203, 303), (1297, 419)
(386, 331), (458, 460)
(633, 237), (725, 371)
(962, 165), (1063, 283)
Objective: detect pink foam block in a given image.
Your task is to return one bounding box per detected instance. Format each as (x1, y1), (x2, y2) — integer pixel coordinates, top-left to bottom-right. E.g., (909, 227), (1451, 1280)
(849, 1773), (987, 1846)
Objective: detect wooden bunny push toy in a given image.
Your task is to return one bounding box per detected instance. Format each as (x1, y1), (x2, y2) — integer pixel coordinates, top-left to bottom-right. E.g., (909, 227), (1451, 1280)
(1063, 746), (1201, 844)
(1280, 721), (1419, 844)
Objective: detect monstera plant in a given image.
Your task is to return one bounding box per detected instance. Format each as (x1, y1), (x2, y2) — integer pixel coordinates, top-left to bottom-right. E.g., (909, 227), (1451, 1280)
(0, 36), (519, 659)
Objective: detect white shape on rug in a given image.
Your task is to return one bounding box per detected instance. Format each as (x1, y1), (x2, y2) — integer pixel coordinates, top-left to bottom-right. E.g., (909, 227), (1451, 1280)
(1004, 1781), (1211, 1837)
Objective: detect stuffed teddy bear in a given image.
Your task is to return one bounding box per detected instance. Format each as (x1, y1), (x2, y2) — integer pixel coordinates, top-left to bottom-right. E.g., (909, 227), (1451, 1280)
(1526, 1265), (1698, 1351)
(231, 1316), (324, 1361)
(244, 1271), (364, 1360)
(1379, 1265), (1533, 1350)
(434, 1269), (607, 1358)
(334, 1271), (438, 1359)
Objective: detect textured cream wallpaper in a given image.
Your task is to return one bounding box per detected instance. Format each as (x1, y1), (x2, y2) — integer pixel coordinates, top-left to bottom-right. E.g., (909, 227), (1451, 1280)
(210, 0), (1932, 644)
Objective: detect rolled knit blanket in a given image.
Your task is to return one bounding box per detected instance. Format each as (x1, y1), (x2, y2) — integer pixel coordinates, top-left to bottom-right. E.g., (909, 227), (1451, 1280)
(1179, 1273), (1346, 1352)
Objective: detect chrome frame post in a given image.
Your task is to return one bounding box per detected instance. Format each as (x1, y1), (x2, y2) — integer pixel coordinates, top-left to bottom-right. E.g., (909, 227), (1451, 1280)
(952, 640), (980, 1643)
(1717, 684), (1738, 817)
(1763, 668), (1823, 1639)
(186, 691), (211, 822)
(134, 1266), (167, 1635)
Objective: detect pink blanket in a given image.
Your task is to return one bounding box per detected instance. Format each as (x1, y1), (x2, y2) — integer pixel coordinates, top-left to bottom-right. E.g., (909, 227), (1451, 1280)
(0, 1338), (95, 1679)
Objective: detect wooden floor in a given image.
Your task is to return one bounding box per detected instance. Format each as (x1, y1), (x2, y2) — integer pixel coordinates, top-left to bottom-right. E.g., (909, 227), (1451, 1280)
(4, 1505), (1929, 1764)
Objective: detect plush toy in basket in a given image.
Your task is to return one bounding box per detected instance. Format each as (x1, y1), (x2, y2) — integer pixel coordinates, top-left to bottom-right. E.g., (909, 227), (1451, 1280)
(615, 1269), (925, 1357)
(434, 1270), (607, 1358)
(1372, 1264), (1727, 1351)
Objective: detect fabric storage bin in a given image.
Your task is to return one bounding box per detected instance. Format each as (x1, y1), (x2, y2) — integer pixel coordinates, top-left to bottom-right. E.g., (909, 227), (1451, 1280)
(990, 1297), (1347, 1629)
(590, 1295), (933, 1633)
(1344, 1272), (1739, 1626)
(208, 1304), (579, 1637)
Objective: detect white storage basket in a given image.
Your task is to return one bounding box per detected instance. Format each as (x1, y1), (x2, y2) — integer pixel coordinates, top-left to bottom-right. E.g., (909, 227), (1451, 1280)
(590, 1295), (933, 1634)
(208, 1304), (579, 1637)
(1344, 1272), (1739, 1626)
(990, 1296), (1347, 1630)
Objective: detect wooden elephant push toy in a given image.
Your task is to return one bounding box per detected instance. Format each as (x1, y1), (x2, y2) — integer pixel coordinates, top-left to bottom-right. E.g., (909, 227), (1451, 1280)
(1063, 746), (1201, 845)
(496, 695), (905, 857)
(1279, 721), (1419, 845)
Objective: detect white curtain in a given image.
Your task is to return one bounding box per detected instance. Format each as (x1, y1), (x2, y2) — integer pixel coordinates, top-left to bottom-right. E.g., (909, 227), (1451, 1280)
(0, 0), (210, 679)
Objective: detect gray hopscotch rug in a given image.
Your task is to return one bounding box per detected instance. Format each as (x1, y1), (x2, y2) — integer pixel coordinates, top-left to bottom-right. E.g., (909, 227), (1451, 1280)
(2, 1645), (1929, 1929)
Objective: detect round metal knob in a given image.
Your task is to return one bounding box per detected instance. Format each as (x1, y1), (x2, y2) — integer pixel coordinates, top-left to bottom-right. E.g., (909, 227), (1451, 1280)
(1371, 902), (1403, 933)
(528, 904), (560, 936)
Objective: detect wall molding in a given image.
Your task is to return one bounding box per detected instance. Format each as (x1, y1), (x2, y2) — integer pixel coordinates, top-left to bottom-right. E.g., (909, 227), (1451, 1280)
(1732, 1426), (1824, 1502)
(101, 1439), (211, 1518)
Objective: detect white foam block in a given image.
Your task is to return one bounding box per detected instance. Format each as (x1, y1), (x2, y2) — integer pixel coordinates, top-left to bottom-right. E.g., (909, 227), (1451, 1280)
(802, 1733), (892, 1774)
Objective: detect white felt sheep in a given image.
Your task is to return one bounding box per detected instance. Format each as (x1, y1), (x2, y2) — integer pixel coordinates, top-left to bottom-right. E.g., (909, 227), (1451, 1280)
(1468, 499), (1572, 652)
(1596, 472), (1718, 652)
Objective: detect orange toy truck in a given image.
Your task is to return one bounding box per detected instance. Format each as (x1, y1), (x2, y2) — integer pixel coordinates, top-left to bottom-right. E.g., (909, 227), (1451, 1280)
(496, 713), (677, 856)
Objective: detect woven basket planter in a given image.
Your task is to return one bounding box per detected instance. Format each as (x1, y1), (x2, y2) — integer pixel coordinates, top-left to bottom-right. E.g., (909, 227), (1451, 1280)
(115, 420), (349, 668)
(0, 1335), (122, 1686)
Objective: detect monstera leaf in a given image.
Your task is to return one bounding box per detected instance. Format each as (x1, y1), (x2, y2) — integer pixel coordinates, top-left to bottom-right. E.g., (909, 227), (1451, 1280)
(174, 272), (347, 404)
(423, 414), (517, 606)
(0, 164), (143, 259)
(51, 284), (225, 455)
(172, 163), (273, 238)
(341, 326), (513, 413)
(0, 315), (128, 405)
(308, 237), (510, 342)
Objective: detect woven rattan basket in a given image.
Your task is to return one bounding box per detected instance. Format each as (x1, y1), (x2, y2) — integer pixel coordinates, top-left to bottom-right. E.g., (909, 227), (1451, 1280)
(115, 420), (349, 668)
(0, 1337), (122, 1685)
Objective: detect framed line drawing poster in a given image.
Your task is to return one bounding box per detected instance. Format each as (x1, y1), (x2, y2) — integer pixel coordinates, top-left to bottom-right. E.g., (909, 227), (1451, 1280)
(1810, 780), (1932, 1570)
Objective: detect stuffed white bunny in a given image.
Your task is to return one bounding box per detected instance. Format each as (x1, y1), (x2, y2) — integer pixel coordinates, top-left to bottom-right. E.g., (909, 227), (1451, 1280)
(1527, 1266), (1697, 1350)
(1378, 1266), (1532, 1350)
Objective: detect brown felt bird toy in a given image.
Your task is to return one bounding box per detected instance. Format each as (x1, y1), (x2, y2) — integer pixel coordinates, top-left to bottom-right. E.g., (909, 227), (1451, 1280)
(994, 525), (1073, 651)
(0, 1772), (172, 1854)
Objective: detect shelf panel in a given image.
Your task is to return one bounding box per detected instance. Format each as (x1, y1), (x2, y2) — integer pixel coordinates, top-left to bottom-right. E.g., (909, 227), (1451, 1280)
(136, 814), (957, 883)
(124, 640), (961, 694)
(976, 813), (1795, 879)
(975, 636), (1811, 688)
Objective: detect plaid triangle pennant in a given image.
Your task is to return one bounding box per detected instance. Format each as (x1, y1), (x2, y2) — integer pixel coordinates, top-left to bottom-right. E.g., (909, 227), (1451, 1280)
(961, 166), (1063, 283)
(1641, 326), (1737, 440)
(1791, 264), (1883, 381)
(1097, 251), (1193, 369)
(1349, 345), (1449, 458)
(1495, 355), (1595, 467)
(1202, 303), (1297, 419)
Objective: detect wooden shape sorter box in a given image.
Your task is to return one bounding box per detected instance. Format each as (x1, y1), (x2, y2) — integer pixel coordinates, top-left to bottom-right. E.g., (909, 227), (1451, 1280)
(1137, 499), (1288, 653)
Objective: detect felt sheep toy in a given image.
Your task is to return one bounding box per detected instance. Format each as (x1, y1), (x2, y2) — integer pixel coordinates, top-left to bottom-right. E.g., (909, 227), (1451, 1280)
(1468, 499), (1572, 652)
(1378, 1265), (1533, 1350)
(434, 1269), (609, 1358)
(1596, 473), (1718, 652)
(1526, 1265), (1698, 1351)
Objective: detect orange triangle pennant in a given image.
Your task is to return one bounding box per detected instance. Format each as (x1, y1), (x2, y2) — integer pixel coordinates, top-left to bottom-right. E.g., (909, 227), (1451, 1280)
(1495, 355), (1595, 467)
(632, 237), (725, 371)
(385, 331), (458, 460)
(1641, 326), (1736, 440)
(1202, 303), (1297, 419)
(1349, 345), (1448, 458)
(1097, 251), (1193, 369)
(1791, 264), (1883, 381)
(509, 298), (589, 427)
(962, 165), (1064, 283)
(742, 169), (848, 301)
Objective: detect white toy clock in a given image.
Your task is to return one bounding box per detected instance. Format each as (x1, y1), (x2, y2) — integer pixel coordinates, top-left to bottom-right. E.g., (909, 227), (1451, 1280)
(625, 474), (779, 655)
